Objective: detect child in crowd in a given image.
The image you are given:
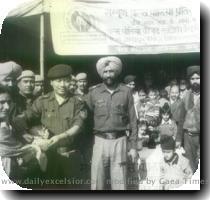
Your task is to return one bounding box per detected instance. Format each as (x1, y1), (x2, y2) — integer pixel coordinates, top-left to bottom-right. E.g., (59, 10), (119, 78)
(157, 103), (178, 141)
(137, 120), (148, 151)
(144, 88), (161, 148)
(136, 88), (147, 121)
(159, 89), (169, 108)
(159, 135), (193, 190)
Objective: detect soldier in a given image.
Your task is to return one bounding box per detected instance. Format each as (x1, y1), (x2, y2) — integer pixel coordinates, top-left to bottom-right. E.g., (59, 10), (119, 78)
(14, 64), (85, 188)
(75, 73), (88, 101)
(16, 70), (35, 113)
(86, 56), (138, 190)
(183, 65), (200, 173)
(74, 72), (92, 189)
(69, 75), (77, 95)
(33, 75), (44, 98)
(0, 61), (22, 97)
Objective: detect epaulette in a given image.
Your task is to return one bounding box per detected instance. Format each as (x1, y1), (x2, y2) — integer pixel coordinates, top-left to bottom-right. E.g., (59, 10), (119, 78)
(88, 83), (102, 91)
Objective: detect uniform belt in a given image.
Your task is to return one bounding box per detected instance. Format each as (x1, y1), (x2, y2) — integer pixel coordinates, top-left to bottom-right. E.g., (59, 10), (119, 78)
(94, 131), (126, 139)
(184, 130), (199, 136)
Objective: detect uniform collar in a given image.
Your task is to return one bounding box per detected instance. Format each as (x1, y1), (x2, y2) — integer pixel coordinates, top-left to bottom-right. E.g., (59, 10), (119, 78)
(99, 83), (122, 93)
(19, 91), (34, 100)
(49, 92), (70, 105)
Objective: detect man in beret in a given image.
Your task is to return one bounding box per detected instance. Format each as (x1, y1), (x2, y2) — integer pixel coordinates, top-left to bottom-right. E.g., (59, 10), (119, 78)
(86, 56), (138, 190)
(33, 75), (44, 98)
(183, 65), (200, 173)
(16, 70), (35, 114)
(14, 64), (85, 189)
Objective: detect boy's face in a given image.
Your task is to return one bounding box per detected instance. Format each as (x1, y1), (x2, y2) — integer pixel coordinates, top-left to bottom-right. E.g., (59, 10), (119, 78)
(148, 91), (157, 101)
(162, 113), (170, 122)
(162, 149), (174, 161)
(138, 125), (147, 136)
(139, 91), (146, 102)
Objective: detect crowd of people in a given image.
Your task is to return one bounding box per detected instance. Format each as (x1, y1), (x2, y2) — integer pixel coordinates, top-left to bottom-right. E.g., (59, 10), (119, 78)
(0, 57), (200, 190)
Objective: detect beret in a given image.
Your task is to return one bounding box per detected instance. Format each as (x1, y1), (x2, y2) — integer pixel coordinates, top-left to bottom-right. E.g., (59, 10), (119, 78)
(17, 70), (35, 81)
(0, 61), (22, 79)
(187, 65), (200, 77)
(76, 73), (87, 81)
(160, 135), (175, 150)
(35, 75), (44, 82)
(96, 56), (122, 78)
(47, 64), (72, 79)
(124, 75), (136, 84)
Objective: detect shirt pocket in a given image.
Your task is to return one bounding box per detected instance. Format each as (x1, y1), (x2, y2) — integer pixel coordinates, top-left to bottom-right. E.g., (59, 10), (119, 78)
(94, 100), (107, 116)
(42, 108), (57, 131)
(112, 104), (128, 126)
(94, 100), (107, 129)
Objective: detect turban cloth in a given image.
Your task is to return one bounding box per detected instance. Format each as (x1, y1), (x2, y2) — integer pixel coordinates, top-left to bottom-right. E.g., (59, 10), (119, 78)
(96, 56), (122, 78)
(187, 65), (200, 77)
(0, 61), (22, 80)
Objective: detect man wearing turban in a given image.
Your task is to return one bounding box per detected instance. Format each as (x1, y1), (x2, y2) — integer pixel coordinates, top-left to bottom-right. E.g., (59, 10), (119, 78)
(86, 56), (138, 190)
(183, 65), (200, 173)
(0, 61), (22, 94)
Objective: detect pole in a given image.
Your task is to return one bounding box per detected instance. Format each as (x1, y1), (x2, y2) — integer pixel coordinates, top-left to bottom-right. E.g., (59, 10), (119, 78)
(40, 0), (44, 78)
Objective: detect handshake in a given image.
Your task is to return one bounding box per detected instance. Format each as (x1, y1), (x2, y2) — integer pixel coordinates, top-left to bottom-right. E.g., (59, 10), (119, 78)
(22, 126), (67, 152)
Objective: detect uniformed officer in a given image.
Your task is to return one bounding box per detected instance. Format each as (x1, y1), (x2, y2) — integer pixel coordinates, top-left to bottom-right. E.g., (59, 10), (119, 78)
(69, 75), (77, 95)
(75, 72), (88, 101)
(33, 75), (44, 98)
(16, 70), (35, 113)
(86, 56), (138, 190)
(14, 64), (85, 188)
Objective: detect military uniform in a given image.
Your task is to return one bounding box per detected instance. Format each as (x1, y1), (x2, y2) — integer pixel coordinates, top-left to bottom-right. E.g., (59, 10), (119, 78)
(22, 92), (84, 181)
(86, 83), (138, 190)
(14, 64), (85, 188)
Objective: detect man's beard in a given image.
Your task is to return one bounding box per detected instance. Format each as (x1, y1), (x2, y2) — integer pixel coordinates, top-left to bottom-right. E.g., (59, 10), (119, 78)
(191, 83), (200, 93)
(103, 77), (116, 86)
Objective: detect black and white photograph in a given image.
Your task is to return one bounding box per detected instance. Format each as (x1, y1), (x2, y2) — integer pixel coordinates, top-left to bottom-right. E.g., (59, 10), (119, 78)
(0, 0), (201, 192)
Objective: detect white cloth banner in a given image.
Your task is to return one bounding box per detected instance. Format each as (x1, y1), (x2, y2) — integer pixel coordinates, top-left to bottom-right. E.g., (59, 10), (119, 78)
(50, 0), (200, 55)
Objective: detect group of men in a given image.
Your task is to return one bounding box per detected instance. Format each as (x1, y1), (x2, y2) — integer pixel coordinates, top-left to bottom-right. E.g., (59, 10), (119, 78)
(0, 57), (200, 190)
